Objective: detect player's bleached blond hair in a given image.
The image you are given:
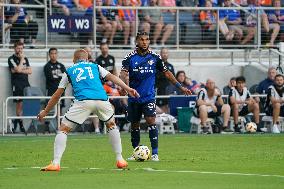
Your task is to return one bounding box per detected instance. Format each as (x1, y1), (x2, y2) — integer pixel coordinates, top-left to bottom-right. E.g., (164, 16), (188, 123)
(73, 49), (88, 63)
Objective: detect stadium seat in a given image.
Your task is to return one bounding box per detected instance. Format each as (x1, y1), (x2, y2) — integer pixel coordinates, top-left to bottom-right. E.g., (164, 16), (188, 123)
(23, 86), (56, 134)
(190, 116), (214, 134)
(156, 113), (176, 134)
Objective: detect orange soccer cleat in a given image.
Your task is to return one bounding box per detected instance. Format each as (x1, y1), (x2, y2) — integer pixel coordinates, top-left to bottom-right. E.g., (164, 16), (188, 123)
(40, 162), (60, 172)
(116, 159), (128, 169)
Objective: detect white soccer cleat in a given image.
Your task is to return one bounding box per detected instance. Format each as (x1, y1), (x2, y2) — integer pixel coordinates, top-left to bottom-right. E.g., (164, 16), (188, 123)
(272, 124), (280, 134)
(151, 154), (159, 162)
(127, 154), (135, 161)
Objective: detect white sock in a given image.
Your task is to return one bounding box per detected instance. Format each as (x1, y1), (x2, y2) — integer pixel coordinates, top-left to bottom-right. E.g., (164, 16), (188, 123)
(108, 126), (123, 161)
(52, 131), (67, 166)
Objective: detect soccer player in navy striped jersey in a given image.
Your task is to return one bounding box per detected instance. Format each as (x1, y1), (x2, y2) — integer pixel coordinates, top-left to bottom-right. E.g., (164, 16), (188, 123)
(38, 49), (139, 171)
(120, 32), (191, 161)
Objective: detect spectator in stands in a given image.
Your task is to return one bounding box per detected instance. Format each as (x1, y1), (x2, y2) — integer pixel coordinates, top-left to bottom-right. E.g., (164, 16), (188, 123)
(85, 0), (114, 45)
(196, 79), (232, 134)
(140, 0), (149, 6)
(238, 0), (257, 45)
(223, 77), (236, 95)
(166, 70), (187, 95)
(100, 0), (122, 45)
(243, 0), (279, 46)
(156, 47), (175, 113)
(52, 0), (87, 15)
(140, 0), (174, 46)
(260, 0), (272, 6)
(0, 1), (12, 45)
(178, 0), (199, 26)
(219, 0), (243, 42)
(200, 0), (217, 34)
(8, 41), (32, 134)
(229, 76), (260, 132)
(95, 42), (117, 75)
(5, 0), (38, 47)
(257, 67), (277, 94)
(158, 0), (175, 46)
(267, 0), (284, 42)
(118, 0), (136, 46)
(74, 0), (93, 10)
(265, 74), (284, 133)
(234, 0), (248, 6)
(131, 0), (142, 6)
(184, 77), (201, 95)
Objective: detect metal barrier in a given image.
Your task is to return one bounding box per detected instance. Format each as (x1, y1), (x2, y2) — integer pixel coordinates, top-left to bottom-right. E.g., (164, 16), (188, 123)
(0, 2), (283, 49)
(269, 48), (284, 73)
(3, 94), (268, 136)
(3, 96), (57, 136)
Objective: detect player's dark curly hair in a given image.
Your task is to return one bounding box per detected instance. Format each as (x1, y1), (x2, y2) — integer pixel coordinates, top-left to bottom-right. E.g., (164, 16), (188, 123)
(136, 32), (149, 40)
(236, 76), (246, 83)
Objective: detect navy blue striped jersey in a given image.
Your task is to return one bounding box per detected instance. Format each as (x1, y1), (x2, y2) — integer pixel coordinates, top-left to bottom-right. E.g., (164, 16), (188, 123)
(58, 61), (110, 101)
(121, 50), (168, 103)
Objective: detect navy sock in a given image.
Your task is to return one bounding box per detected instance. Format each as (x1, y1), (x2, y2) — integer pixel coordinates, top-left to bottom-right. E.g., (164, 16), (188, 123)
(148, 124), (158, 155)
(131, 128), (140, 149)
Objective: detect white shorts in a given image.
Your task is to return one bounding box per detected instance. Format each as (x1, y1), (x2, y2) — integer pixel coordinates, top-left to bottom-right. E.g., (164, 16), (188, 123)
(62, 100), (114, 128)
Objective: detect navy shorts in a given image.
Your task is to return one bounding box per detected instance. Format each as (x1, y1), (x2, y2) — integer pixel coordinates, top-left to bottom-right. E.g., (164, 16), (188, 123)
(239, 106), (249, 116)
(127, 101), (156, 122)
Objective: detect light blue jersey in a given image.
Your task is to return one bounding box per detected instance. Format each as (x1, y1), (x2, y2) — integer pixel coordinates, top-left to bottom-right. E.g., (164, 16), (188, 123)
(59, 60), (110, 101)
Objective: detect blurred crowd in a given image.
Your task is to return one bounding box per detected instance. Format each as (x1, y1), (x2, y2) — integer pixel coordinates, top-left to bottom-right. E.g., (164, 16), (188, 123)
(1, 0), (284, 47)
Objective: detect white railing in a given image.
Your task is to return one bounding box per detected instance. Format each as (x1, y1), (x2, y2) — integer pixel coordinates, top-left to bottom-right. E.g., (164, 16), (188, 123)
(0, 2), (283, 49)
(3, 94), (268, 136)
(3, 96), (57, 136)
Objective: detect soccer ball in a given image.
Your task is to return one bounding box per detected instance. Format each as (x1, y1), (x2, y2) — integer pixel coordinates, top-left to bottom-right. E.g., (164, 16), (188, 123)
(246, 122), (257, 133)
(133, 145), (151, 161)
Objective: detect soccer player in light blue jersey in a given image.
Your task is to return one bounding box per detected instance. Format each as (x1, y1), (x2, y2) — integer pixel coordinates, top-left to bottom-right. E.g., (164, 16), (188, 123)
(120, 32), (191, 161)
(38, 49), (139, 171)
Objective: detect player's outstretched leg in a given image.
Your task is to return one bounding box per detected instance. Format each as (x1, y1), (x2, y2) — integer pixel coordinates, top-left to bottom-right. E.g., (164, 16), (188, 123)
(106, 119), (128, 169)
(41, 124), (70, 171)
(148, 124), (159, 161)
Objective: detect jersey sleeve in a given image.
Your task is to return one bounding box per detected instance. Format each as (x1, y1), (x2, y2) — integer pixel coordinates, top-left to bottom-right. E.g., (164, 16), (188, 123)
(247, 90), (251, 99)
(267, 87), (273, 99)
(156, 56), (168, 72)
(44, 64), (54, 81)
(8, 57), (15, 70)
(121, 55), (130, 72)
(229, 88), (234, 98)
(197, 89), (205, 100)
(98, 65), (110, 78)
(58, 73), (69, 89)
(25, 58), (30, 67)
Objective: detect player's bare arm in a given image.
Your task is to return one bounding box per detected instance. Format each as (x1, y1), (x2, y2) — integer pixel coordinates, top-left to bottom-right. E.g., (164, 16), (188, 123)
(37, 88), (65, 122)
(163, 70), (191, 95)
(119, 70), (129, 86)
(106, 73), (139, 98)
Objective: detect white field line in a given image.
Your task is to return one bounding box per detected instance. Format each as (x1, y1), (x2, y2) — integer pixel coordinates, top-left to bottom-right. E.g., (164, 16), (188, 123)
(2, 166), (284, 179)
(138, 168), (284, 179)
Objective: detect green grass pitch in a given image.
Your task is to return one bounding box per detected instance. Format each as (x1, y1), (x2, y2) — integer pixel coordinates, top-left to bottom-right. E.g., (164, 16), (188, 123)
(0, 134), (284, 189)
